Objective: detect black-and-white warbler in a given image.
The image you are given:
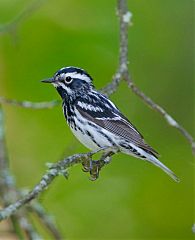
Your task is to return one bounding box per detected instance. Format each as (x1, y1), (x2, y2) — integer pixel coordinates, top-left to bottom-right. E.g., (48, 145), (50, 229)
(42, 66), (179, 182)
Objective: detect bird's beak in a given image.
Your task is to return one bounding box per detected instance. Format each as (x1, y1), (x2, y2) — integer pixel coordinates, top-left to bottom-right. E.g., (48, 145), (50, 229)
(41, 78), (54, 83)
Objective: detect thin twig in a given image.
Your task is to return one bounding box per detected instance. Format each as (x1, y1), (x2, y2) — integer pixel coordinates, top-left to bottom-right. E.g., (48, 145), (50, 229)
(0, 0), (194, 232)
(17, 212), (42, 240)
(0, 106), (61, 239)
(0, 97), (60, 109)
(0, 0), (46, 38)
(102, 0), (132, 95)
(126, 83), (195, 153)
(0, 106), (41, 239)
(0, 148), (115, 221)
(0, 0), (194, 153)
(103, 0), (195, 154)
(28, 203), (62, 240)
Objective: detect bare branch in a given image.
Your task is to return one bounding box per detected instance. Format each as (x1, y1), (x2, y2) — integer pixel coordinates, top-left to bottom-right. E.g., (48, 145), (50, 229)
(0, 97), (60, 109)
(1, 0), (193, 153)
(101, 72), (122, 96)
(126, 83), (195, 154)
(0, 106), (41, 239)
(103, 0), (195, 154)
(0, 0), (46, 38)
(17, 213), (42, 240)
(0, 147), (116, 222)
(0, 0), (194, 233)
(102, 0), (132, 96)
(28, 203), (62, 240)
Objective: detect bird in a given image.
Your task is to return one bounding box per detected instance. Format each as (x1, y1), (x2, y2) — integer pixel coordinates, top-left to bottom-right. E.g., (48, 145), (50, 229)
(42, 66), (179, 182)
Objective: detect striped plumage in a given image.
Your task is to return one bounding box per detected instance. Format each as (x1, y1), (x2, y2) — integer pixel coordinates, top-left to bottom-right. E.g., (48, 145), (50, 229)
(42, 66), (179, 182)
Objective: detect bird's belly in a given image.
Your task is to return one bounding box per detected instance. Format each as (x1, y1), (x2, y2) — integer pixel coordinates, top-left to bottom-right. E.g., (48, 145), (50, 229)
(70, 125), (113, 151)
(70, 127), (97, 150)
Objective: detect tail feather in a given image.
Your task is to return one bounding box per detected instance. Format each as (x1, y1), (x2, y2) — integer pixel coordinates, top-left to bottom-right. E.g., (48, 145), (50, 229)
(146, 155), (180, 182)
(123, 144), (179, 182)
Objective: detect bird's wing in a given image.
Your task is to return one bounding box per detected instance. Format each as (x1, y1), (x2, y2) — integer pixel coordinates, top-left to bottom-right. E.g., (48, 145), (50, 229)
(76, 99), (158, 158)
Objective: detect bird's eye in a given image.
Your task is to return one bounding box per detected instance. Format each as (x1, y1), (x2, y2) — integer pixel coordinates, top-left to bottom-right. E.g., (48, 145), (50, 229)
(65, 76), (72, 83)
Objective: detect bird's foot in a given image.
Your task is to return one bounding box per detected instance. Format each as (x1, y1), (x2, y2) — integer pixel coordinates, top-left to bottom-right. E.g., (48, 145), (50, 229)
(82, 159), (101, 180)
(89, 160), (101, 181)
(82, 160), (91, 172)
(82, 148), (117, 180)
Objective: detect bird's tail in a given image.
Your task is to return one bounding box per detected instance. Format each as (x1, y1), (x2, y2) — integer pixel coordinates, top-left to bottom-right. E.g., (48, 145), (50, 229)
(146, 154), (180, 182)
(123, 144), (179, 182)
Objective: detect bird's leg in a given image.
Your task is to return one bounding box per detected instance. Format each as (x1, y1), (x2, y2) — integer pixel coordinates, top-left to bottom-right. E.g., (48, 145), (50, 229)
(89, 150), (116, 181)
(82, 147), (118, 180)
(100, 150), (115, 163)
(81, 147), (107, 172)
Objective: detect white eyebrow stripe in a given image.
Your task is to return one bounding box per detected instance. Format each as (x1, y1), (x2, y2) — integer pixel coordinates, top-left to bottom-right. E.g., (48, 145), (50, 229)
(65, 73), (91, 83)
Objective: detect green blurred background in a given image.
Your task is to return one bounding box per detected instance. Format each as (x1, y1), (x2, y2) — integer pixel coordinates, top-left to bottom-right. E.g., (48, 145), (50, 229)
(0, 0), (194, 239)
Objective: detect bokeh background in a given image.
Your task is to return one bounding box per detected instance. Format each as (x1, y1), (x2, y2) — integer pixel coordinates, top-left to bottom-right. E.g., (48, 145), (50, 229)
(0, 0), (194, 239)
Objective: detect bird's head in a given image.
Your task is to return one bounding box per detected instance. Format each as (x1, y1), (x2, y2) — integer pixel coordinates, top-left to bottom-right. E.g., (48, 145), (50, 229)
(42, 66), (93, 99)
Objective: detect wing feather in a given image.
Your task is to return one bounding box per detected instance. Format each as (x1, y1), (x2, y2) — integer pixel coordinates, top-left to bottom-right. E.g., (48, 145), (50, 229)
(76, 103), (158, 157)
